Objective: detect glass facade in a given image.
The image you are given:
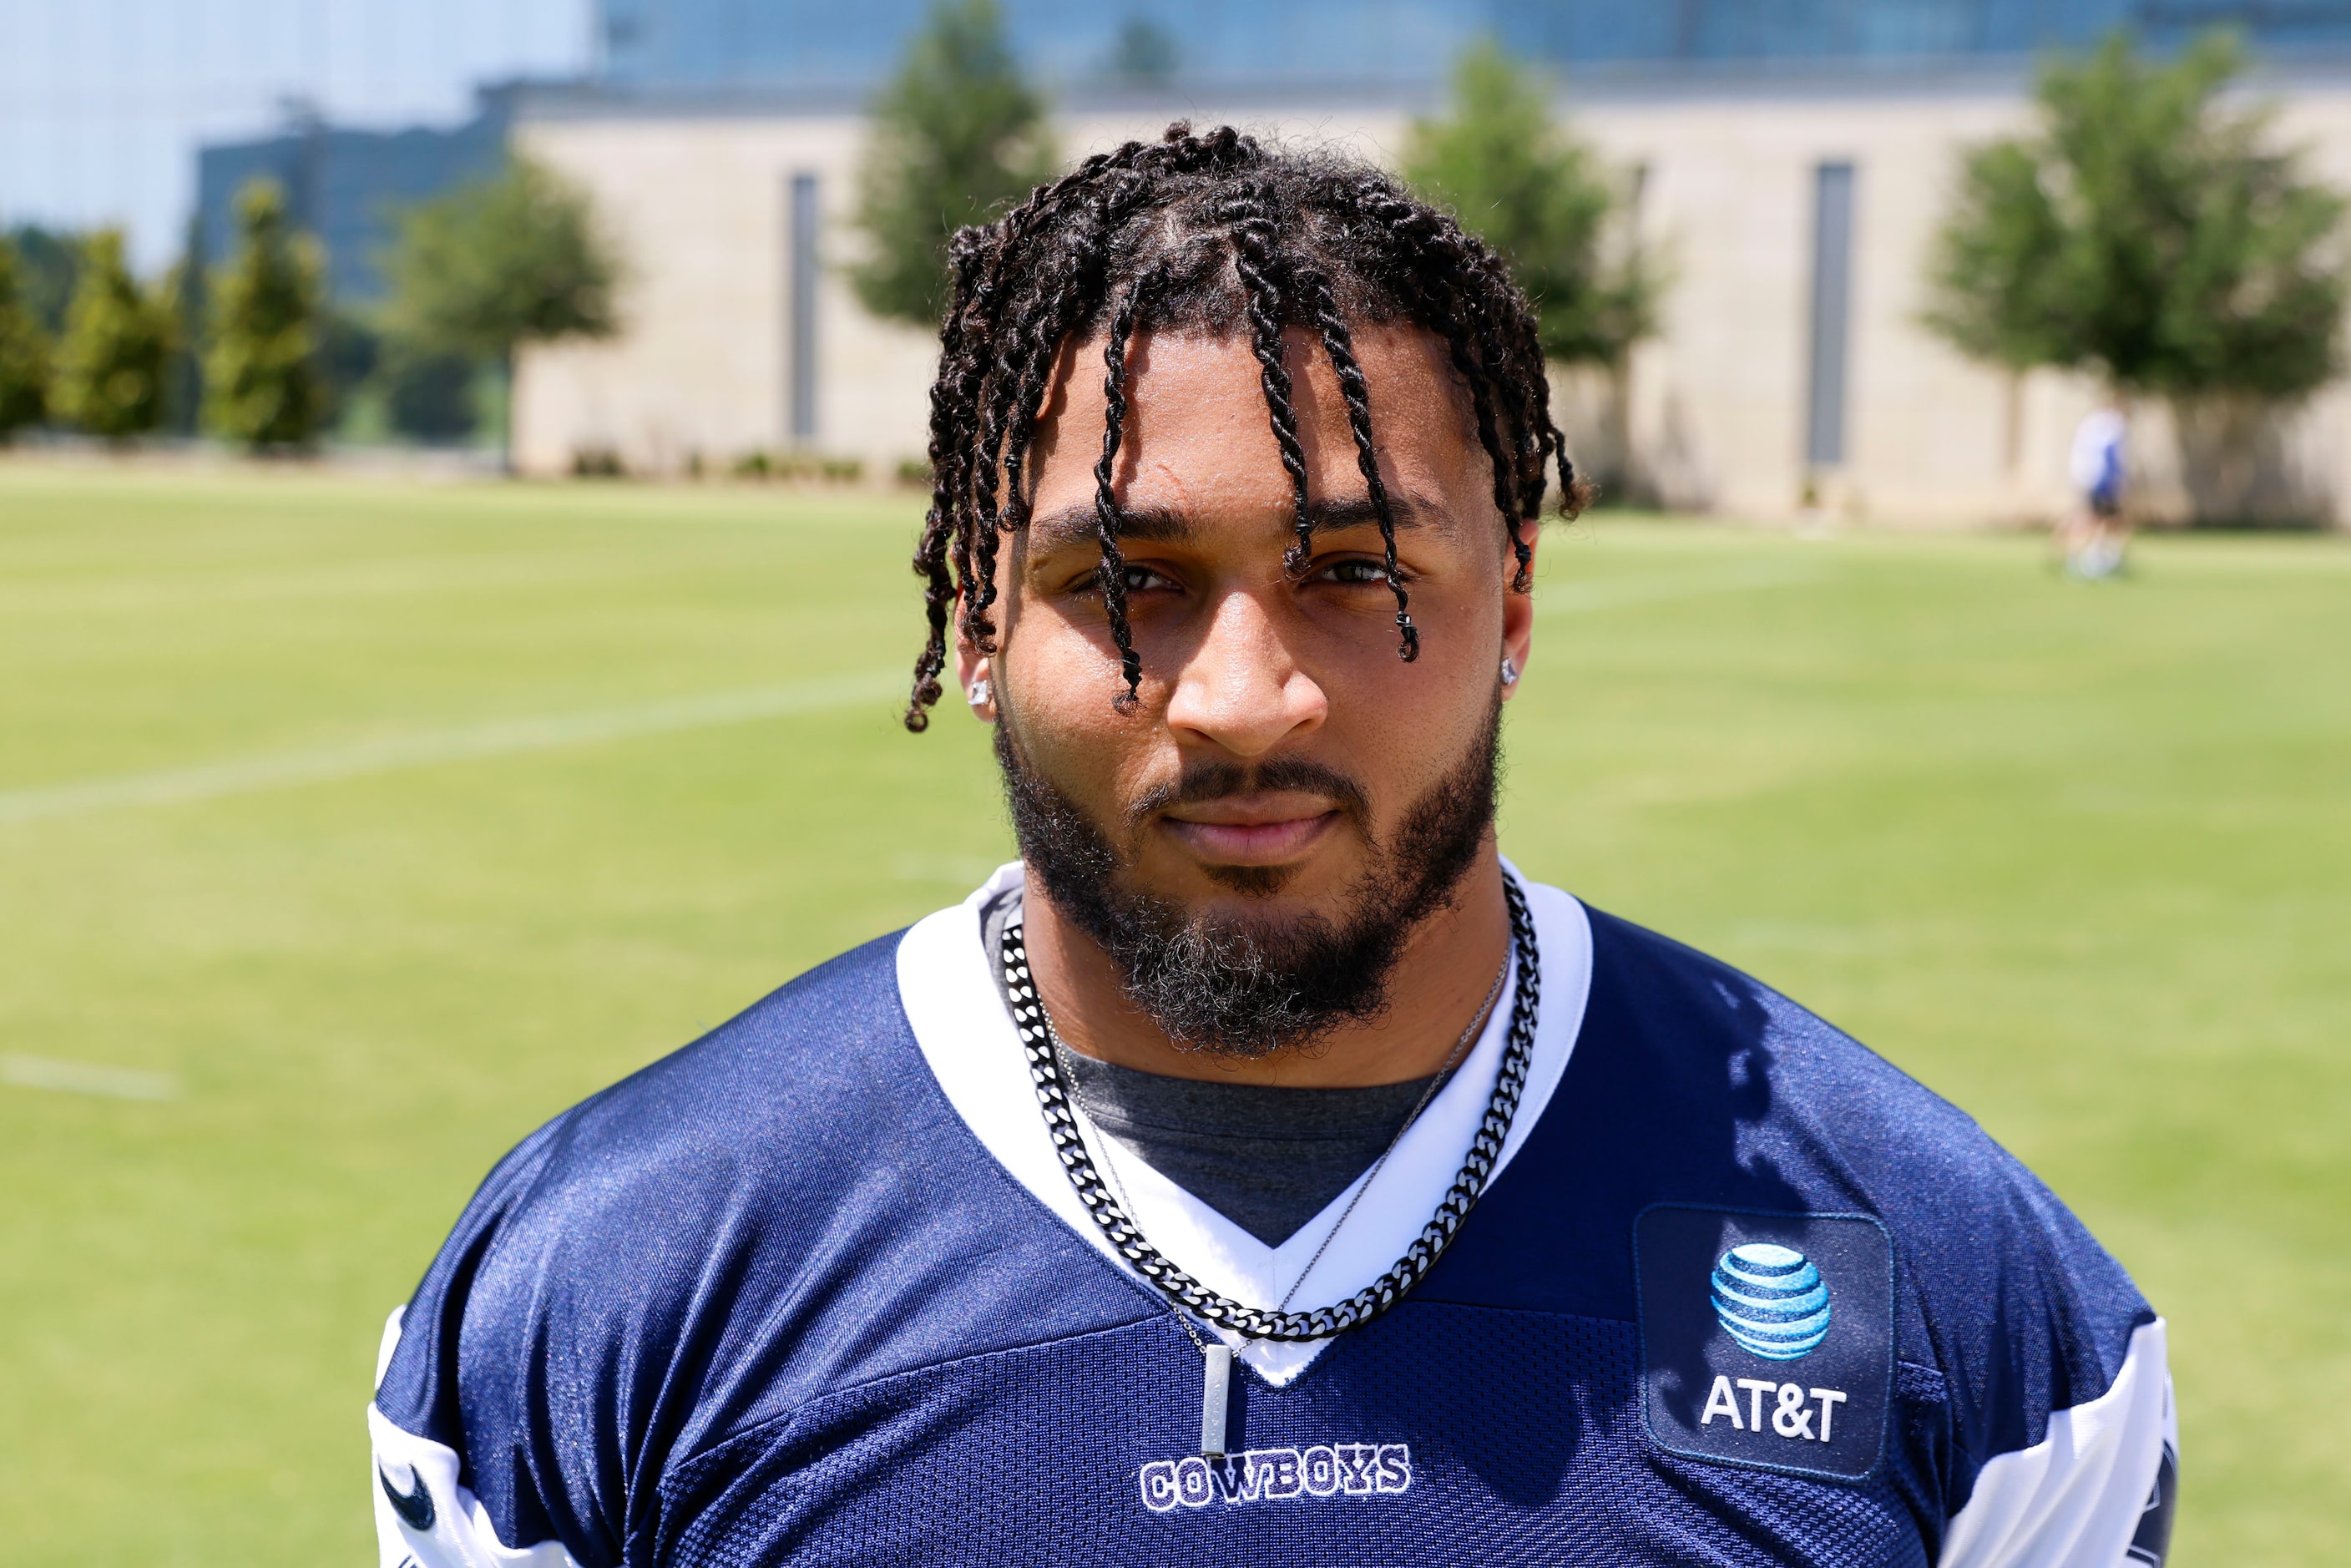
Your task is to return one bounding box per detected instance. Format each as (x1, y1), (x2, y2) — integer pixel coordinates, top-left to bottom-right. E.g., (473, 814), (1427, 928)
(594, 0), (2351, 90)
(195, 90), (510, 302)
(599, 1), (1474, 89)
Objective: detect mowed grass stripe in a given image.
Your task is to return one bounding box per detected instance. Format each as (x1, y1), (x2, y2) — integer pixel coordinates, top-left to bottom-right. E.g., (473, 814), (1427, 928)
(1534, 557), (1827, 614)
(0, 671), (906, 826)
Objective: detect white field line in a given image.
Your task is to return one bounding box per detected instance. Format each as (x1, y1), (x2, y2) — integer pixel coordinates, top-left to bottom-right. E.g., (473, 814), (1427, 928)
(3, 1054), (180, 1101)
(1536, 559), (1825, 616)
(0, 670), (906, 828)
(2, 565), (1813, 829)
(0, 550), (710, 615)
(0, 535), (857, 615)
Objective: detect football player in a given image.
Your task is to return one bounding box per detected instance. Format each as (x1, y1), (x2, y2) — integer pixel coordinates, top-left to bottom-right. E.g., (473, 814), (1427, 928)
(371, 124), (2174, 1565)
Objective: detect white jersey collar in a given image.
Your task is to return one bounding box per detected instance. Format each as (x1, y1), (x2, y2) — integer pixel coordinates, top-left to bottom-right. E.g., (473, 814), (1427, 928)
(896, 858), (1595, 1386)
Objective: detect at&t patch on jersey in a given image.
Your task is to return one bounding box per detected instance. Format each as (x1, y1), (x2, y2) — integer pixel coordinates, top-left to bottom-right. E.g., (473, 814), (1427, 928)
(1636, 1205), (1893, 1482)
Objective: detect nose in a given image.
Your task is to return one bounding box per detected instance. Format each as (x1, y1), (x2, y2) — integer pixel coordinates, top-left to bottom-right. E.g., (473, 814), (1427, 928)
(1162, 589), (1327, 758)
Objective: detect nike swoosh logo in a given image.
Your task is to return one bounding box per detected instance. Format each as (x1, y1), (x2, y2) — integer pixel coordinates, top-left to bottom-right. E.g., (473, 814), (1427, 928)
(379, 1462), (436, 1532)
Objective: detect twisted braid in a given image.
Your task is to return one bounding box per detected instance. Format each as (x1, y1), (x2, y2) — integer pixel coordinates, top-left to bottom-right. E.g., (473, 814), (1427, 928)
(1223, 184), (1317, 580)
(1348, 178), (1583, 544)
(908, 233), (998, 728)
(1089, 265), (1170, 712)
(1352, 235), (1533, 589)
(1300, 267), (1418, 660)
(958, 145), (1191, 657)
(903, 121), (1585, 731)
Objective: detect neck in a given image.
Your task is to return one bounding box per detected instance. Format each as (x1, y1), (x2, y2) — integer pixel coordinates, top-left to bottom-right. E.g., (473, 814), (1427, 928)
(1016, 847), (1514, 1087)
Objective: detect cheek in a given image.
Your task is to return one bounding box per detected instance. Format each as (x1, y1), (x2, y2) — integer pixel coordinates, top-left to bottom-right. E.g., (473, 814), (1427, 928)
(1341, 668), (1494, 817)
(1319, 585), (1501, 749)
(1004, 655), (1168, 809)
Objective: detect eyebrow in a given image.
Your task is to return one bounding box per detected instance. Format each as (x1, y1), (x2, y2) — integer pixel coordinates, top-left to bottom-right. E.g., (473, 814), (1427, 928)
(1025, 491), (1452, 558)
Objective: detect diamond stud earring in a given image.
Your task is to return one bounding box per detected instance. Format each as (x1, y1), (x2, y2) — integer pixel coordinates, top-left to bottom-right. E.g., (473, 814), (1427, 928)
(1500, 657), (1519, 686)
(968, 679), (991, 708)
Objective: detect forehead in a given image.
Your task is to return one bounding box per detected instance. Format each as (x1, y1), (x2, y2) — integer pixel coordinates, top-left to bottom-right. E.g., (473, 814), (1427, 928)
(1024, 322), (1489, 534)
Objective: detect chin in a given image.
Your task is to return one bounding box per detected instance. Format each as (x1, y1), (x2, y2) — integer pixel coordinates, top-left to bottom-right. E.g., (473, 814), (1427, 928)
(1196, 862), (1300, 898)
(1165, 842), (1369, 905)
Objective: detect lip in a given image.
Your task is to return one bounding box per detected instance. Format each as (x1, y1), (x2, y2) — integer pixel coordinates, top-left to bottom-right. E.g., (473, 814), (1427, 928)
(1159, 794), (1341, 865)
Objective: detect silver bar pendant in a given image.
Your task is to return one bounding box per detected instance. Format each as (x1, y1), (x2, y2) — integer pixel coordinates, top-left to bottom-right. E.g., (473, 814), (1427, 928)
(1199, 1343), (1232, 1459)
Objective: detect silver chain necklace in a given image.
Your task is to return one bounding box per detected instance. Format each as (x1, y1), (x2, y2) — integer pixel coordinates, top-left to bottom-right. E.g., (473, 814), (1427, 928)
(1047, 949), (1506, 1456)
(999, 873), (1542, 1451)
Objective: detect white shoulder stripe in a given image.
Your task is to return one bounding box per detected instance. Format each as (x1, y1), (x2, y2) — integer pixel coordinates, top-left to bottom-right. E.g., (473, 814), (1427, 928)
(369, 1313), (584, 1568)
(1939, 1319), (2175, 1568)
(376, 1304), (406, 1389)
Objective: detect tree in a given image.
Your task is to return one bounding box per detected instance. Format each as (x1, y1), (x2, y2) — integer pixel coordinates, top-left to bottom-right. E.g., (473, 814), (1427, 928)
(318, 308), (382, 431)
(851, 0), (1057, 327)
(205, 178), (328, 449)
(163, 213), (208, 435)
(1924, 31), (2349, 497)
(52, 229), (169, 440)
(1403, 42), (1663, 368)
(1110, 18), (1178, 86)
(5, 225), (83, 335)
(379, 341), (481, 443)
(0, 235), (50, 438)
(382, 154), (620, 459)
(1922, 138), (2070, 378)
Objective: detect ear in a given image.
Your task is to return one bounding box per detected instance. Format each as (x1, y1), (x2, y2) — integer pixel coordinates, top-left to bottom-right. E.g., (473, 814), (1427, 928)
(954, 602), (997, 723)
(1500, 518), (1539, 701)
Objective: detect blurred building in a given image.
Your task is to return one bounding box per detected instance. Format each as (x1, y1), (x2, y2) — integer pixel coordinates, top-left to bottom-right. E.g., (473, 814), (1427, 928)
(195, 89), (513, 303)
(508, 1), (2351, 524)
(590, 0), (2351, 89)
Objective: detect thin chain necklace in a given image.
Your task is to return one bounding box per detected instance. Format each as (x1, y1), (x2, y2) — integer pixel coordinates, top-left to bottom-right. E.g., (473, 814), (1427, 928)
(1054, 948), (1504, 1323)
(999, 872), (1541, 1353)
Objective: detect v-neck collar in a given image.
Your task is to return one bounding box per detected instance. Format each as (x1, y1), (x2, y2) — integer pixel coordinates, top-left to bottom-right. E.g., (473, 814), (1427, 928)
(896, 860), (1595, 1386)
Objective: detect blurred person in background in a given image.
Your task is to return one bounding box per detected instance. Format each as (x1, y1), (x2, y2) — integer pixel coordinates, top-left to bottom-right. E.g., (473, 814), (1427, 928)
(366, 125), (2173, 1567)
(2062, 396), (2131, 580)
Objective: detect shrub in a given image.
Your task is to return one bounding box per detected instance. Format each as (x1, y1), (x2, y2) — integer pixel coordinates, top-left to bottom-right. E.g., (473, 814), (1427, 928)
(0, 236), (50, 437)
(205, 179), (328, 450)
(570, 445), (625, 478)
(52, 230), (169, 440)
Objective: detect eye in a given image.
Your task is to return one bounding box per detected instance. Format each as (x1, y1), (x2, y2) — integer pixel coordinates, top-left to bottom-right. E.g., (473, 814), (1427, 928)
(1315, 558), (1399, 586)
(1059, 561), (1176, 599)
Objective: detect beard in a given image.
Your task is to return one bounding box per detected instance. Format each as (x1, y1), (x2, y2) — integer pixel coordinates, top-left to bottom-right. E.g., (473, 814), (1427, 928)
(995, 699), (1501, 1060)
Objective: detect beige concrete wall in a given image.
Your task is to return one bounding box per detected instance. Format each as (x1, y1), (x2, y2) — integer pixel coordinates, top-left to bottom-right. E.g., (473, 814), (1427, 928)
(514, 79), (2351, 527)
(512, 112), (932, 478)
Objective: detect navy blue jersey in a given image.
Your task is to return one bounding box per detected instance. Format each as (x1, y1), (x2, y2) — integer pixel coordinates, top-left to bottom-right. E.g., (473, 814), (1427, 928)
(370, 870), (2173, 1566)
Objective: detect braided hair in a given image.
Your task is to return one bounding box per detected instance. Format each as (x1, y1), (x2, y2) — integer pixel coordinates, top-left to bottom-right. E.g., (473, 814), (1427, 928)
(903, 121), (1588, 732)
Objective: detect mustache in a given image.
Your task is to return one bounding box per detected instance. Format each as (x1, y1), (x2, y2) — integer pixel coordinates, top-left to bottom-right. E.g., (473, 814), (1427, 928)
(1125, 757), (1371, 831)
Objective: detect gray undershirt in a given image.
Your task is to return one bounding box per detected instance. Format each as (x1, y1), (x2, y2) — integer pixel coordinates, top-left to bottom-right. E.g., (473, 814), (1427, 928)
(983, 891), (1448, 1247)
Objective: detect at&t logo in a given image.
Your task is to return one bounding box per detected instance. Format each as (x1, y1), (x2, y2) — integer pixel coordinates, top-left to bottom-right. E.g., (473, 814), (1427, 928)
(1703, 1243), (1848, 1445)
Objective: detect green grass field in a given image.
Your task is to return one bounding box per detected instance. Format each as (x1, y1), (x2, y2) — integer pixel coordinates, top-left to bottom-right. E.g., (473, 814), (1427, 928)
(2, 461), (2344, 1565)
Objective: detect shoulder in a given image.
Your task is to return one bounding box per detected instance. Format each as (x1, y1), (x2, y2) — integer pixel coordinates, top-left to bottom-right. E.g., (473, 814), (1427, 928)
(372, 926), (1157, 1560)
(1584, 911), (2018, 1191)
(377, 916), (1146, 1400)
(529, 929), (938, 1191)
(483, 930), (950, 1242)
(372, 930), (980, 1448)
(1579, 908), (2152, 1440)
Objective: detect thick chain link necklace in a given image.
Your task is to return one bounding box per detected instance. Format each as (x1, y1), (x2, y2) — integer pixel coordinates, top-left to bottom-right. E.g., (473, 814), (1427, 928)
(1000, 872), (1541, 1346)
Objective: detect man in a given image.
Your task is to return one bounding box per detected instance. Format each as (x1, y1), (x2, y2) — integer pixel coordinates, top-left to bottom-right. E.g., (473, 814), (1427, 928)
(371, 126), (2174, 1565)
(2060, 397), (2130, 580)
